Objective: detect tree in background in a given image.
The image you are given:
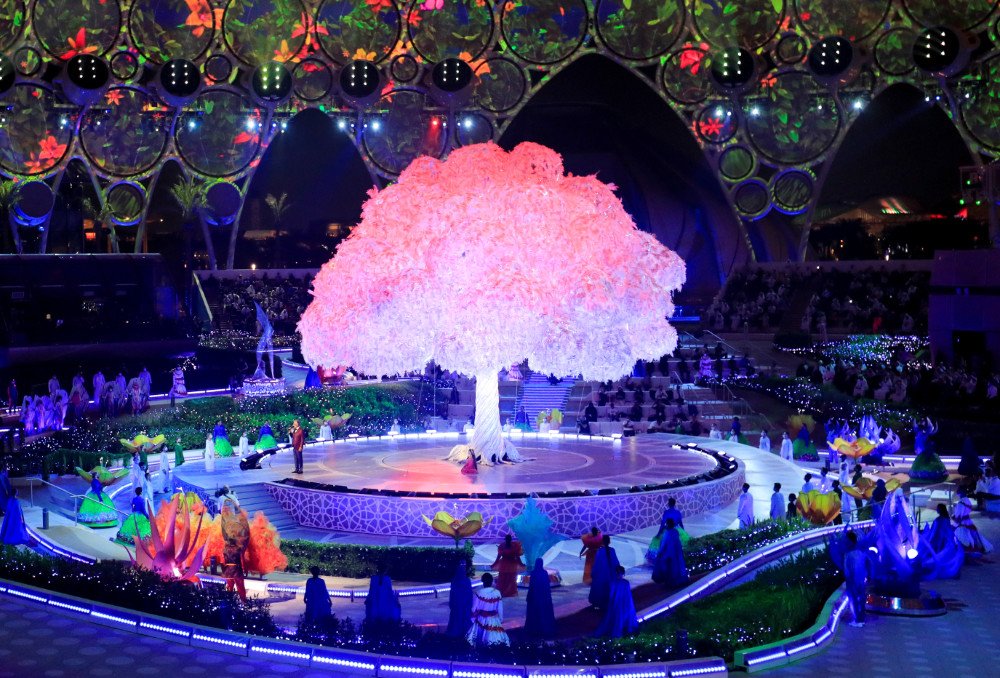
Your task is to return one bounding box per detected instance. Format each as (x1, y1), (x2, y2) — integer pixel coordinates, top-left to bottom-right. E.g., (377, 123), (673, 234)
(168, 176), (214, 271)
(299, 142), (686, 460)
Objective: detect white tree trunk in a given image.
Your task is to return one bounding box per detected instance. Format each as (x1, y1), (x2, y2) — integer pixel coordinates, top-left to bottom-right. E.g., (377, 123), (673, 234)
(471, 371), (505, 461)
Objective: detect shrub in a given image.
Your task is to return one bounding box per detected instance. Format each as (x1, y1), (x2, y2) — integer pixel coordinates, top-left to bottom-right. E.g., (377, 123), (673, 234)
(282, 540), (475, 582)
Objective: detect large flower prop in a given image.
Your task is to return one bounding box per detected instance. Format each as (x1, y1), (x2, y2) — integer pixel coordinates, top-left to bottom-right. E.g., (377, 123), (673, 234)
(120, 433), (166, 455)
(299, 142), (686, 460)
(842, 477), (902, 501)
(312, 412), (352, 429)
(74, 465), (129, 487)
(423, 510), (489, 543)
(131, 494), (207, 583)
(829, 436), (876, 459)
(795, 490), (841, 525)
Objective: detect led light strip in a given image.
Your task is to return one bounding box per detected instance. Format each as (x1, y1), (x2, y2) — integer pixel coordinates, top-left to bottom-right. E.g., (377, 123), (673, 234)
(48, 599), (91, 614)
(91, 611), (137, 627)
(251, 645), (311, 660)
(380, 665), (449, 676)
(669, 666), (725, 677)
(193, 633), (248, 649)
(140, 621), (190, 637)
(312, 655), (376, 670)
(7, 588), (47, 603)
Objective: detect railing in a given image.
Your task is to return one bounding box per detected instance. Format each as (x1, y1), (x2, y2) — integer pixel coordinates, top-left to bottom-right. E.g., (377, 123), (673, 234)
(708, 381), (775, 433)
(21, 475), (142, 529)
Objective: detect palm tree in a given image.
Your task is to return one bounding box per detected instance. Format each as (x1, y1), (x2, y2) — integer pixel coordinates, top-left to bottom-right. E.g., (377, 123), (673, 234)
(265, 192), (292, 268)
(83, 197), (120, 254)
(0, 180), (20, 253)
(168, 176), (216, 270)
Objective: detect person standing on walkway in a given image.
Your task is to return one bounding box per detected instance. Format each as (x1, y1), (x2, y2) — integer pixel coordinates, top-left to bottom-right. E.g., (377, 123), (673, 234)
(843, 532), (871, 627)
(467, 573), (509, 646)
(588, 534), (620, 609)
(304, 566), (332, 623)
(770, 483), (784, 520)
(594, 566), (639, 638)
(779, 432), (793, 461)
(491, 534), (524, 597)
(290, 419), (305, 474)
(738, 483), (754, 529)
(580, 526), (603, 585)
(523, 558), (555, 639)
(758, 430), (771, 453)
(446, 560), (473, 638)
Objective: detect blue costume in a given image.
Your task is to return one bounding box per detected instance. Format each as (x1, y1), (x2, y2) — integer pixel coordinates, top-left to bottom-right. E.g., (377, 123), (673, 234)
(364, 574), (401, 623)
(844, 547), (871, 624)
(594, 570), (639, 638)
(0, 494), (33, 546)
(523, 559), (555, 639)
(921, 515), (963, 579)
(214, 423), (234, 456)
(130, 495), (148, 517)
(304, 575), (332, 622)
(588, 545), (620, 608)
(446, 561), (473, 637)
(652, 526), (688, 589)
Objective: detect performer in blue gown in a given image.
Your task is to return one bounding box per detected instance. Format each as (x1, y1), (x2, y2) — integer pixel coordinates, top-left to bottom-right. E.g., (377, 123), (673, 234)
(255, 423), (278, 451)
(304, 566), (332, 623)
(364, 566), (401, 624)
(446, 560), (473, 638)
(213, 421), (234, 457)
(0, 488), (35, 546)
(646, 498), (689, 562)
(594, 566), (638, 638)
(652, 519), (689, 589)
(588, 535), (620, 609)
(523, 558), (555, 639)
(921, 503), (963, 579)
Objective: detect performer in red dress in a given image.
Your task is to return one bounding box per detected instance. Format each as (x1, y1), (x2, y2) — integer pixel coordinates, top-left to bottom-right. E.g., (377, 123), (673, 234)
(491, 534), (525, 597)
(579, 526), (603, 585)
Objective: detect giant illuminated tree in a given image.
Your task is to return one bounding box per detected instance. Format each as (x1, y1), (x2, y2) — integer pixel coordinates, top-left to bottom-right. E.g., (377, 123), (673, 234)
(299, 142), (686, 460)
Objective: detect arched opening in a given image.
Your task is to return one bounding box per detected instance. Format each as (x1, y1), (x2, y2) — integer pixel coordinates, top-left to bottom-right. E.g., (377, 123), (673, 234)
(237, 108), (376, 269)
(810, 83), (979, 259)
(498, 53), (748, 303)
(48, 159), (100, 254)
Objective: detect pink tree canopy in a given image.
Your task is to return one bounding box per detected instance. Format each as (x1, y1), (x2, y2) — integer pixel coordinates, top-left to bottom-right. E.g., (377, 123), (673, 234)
(299, 142), (686, 382)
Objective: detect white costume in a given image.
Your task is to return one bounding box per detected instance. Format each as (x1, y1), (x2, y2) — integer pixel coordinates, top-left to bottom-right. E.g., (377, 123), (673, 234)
(159, 448), (171, 493)
(709, 426), (723, 441)
(239, 434), (250, 457)
(466, 586), (509, 647)
(129, 453), (143, 492)
(738, 490), (754, 529)
(758, 433), (771, 453)
(779, 433), (793, 461)
(319, 422), (333, 441)
(92, 372), (105, 405)
(769, 491), (784, 520)
(204, 434), (216, 472)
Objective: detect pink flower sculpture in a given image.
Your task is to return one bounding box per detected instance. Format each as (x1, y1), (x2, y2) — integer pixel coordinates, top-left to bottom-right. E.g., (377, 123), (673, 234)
(299, 142), (686, 459)
(130, 494), (207, 583)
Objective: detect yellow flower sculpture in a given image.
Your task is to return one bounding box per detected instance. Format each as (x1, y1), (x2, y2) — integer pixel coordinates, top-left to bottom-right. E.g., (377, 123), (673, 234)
(423, 511), (490, 543)
(795, 490), (841, 525)
(120, 433), (167, 454)
(828, 436), (876, 459)
(842, 477), (902, 501)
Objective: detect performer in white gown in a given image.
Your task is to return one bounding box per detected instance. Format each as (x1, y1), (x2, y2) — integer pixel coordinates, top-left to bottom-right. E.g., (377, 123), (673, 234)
(738, 483), (754, 529)
(758, 430), (771, 453)
(466, 573), (509, 647)
(238, 432), (250, 457)
(318, 421), (333, 442)
(779, 432), (794, 461)
(159, 446), (172, 494)
(709, 424), (723, 440)
(953, 496), (993, 554)
(92, 371), (106, 406)
(204, 434), (216, 472)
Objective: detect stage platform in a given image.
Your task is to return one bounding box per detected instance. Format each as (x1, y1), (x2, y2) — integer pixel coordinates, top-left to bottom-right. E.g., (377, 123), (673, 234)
(174, 432), (745, 539)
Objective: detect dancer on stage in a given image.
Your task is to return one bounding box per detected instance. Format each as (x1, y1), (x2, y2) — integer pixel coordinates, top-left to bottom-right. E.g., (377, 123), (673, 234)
(467, 573), (509, 647)
(594, 566), (638, 638)
(204, 433), (216, 472)
(173, 438), (185, 467)
(213, 421), (234, 457)
(952, 493), (993, 554)
(118, 487), (151, 543)
(169, 365), (187, 398)
(159, 445), (172, 494)
(304, 566), (332, 623)
(78, 469), (121, 528)
(779, 431), (793, 461)
(0, 488), (35, 546)
(492, 534), (525, 597)
(770, 483), (784, 520)
(255, 423), (278, 451)
(365, 566), (401, 624)
(238, 432), (250, 457)
(646, 498), (688, 562)
(738, 483), (754, 529)
(523, 558), (555, 639)
(758, 430), (771, 453)
(290, 420), (305, 474)
(843, 531), (871, 627)
(446, 560), (473, 638)
(588, 535), (620, 609)
(580, 526), (603, 585)
(652, 519), (688, 589)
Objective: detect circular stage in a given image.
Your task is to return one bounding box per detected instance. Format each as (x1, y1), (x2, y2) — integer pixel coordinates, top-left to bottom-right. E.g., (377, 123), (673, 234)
(176, 433), (745, 539)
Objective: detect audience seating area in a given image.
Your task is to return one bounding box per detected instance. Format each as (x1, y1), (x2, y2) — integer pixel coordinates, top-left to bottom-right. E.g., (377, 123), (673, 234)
(197, 270), (316, 336)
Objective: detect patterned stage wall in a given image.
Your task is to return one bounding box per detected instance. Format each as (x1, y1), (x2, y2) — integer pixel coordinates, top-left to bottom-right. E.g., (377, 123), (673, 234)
(266, 463), (745, 539)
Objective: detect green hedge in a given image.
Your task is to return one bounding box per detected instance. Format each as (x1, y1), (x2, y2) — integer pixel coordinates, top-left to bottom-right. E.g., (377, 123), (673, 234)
(0, 546), (277, 636)
(684, 518), (812, 577)
(282, 539), (476, 582)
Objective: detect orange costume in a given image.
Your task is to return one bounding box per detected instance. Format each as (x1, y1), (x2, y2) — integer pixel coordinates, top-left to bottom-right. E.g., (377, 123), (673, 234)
(491, 539), (525, 597)
(581, 531), (603, 585)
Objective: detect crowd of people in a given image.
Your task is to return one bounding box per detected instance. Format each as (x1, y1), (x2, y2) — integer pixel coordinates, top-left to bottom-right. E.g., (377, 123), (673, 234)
(200, 273), (314, 336)
(706, 266), (930, 334)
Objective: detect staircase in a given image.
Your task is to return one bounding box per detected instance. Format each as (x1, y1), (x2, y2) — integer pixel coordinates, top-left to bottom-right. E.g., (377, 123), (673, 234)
(515, 373), (576, 430)
(230, 483), (300, 533)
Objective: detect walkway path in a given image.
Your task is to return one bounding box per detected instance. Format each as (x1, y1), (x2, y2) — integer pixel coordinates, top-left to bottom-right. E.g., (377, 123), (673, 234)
(765, 515), (1000, 678)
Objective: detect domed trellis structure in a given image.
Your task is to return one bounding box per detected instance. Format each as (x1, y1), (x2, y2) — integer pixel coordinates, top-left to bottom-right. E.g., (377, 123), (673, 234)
(2, 0), (1000, 266)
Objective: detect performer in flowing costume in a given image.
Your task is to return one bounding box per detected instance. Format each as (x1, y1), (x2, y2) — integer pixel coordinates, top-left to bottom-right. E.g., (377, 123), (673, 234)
(467, 573), (509, 647)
